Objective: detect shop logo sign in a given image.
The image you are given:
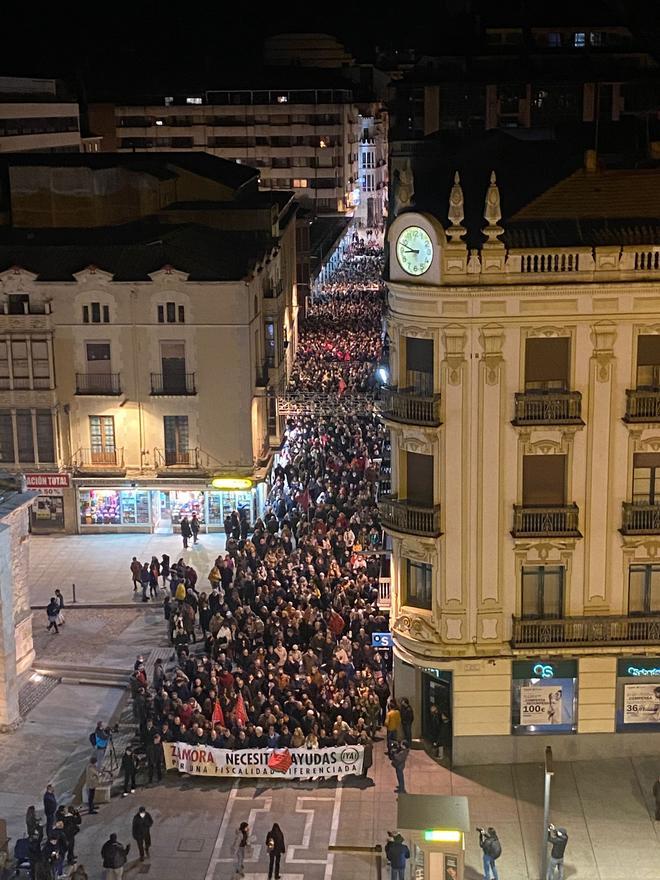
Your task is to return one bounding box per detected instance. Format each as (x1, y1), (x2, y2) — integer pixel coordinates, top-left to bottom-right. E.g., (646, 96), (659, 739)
(533, 663), (554, 679)
(627, 666), (660, 677)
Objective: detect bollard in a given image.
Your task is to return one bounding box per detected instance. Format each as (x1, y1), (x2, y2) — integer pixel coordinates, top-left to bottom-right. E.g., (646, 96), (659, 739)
(72, 582), (77, 604)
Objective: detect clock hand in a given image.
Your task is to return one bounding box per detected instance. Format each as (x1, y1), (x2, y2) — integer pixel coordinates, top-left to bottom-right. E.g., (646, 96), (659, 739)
(402, 246), (419, 254)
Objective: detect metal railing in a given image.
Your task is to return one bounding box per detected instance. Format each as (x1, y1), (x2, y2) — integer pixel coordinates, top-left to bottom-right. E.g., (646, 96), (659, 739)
(621, 501), (660, 534)
(512, 614), (660, 648)
(379, 495), (441, 537)
(75, 373), (121, 395)
(154, 447), (201, 468)
(624, 389), (660, 422)
(513, 390), (582, 425)
(512, 504), (581, 537)
(150, 372), (196, 395)
(71, 447), (125, 468)
(380, 386), (441, 427)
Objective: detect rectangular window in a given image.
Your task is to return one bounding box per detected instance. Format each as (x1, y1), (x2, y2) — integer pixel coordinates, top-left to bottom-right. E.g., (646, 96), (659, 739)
(11, 340), (29, 389)
(0, 341), (9, 389)
(157, 305), (164, 323)
(636, 335), (660, 388)
(31, 339), (50, 387)
(521, 566), (564, 618)
(16, 409), (34, 462)
(405, 559), (433, 610)
(633, 453), (660, 503)
(160, 340), (186, 392)
(265, 320), (276, 368)
(7, 294), (29, 315)
(91, 303), (101, 323)
(292, 179), (308, 188)
(163, 415), (189, 465)
(166, 302), (176, 323)
(103, 305), (110, 323)
(178, 305), (185, 323)
(406, 451), (434, 506)
(89, 415), (116, 464)
(522, 455), (566, 506)
(525, 337), (570, 390)
(405, 337), (434, 393)
(0, 410), (14, 463)
(629, 565), (660, 615)
(36, 410), (55, 462)
(83, 305), (89, 323)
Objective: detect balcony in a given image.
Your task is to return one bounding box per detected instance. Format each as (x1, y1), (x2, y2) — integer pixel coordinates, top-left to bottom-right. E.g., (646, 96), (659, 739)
(380, 387), (441, 427)
(512, 615), (660, 648)
(624, 389), (660, 422)
(379, 495), (442, 538)
(150, 373), (196, 395)
(512, 390), (583, 425)
(75, 373), (121, 395)
(512, 504), (581, 538)
(71, 447), (125, 474)
(621, 502), (660, 535)
(255, 363), (270, 388)
(154, 448), (204, 473)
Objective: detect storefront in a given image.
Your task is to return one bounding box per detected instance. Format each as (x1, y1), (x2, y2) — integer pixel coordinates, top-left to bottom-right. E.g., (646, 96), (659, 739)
(616, 657), (660, 731)
(76, 479), (266, 534)
(26, 473), (68, 533)
(511, 659), (578, 735)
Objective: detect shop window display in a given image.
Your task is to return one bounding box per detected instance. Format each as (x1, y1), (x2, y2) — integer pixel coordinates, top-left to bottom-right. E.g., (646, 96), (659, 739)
(169, 491), (205, 525)
(80, 489), (150, 525)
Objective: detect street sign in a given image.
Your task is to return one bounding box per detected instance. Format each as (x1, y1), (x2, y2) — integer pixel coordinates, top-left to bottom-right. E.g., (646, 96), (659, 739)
(372, 632), (393, 648)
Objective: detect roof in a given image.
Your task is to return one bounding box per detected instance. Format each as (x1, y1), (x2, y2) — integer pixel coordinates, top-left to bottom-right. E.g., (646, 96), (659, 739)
(0, 152), (258, 193)
(0, 222), (276, 282)
(397, 794), (470, 833)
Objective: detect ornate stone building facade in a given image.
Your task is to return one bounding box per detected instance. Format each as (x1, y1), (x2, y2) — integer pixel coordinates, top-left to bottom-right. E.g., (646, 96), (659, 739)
(382, 166), (660, 763)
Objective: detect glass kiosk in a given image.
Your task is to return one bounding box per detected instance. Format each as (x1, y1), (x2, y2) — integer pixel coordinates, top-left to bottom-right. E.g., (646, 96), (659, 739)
(396, 794), (470, 880)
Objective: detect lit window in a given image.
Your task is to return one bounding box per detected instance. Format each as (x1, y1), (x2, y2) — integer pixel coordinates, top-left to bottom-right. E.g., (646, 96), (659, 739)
(292, 179), (308, 188)
(156, 120), (164, 126)
(164, 97), (173, 106)
(319, 139), (327, 148)
(186, 97), (202, 105)
(276, 95), (288, 104)
(574, 32), (586, 47)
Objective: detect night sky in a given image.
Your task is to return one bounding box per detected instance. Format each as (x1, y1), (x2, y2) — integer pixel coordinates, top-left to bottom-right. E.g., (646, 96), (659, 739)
(2, 0), (655, 90)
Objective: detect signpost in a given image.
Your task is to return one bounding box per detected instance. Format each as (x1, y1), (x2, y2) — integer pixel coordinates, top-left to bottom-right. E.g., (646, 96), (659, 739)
(541, 746), (553, 880)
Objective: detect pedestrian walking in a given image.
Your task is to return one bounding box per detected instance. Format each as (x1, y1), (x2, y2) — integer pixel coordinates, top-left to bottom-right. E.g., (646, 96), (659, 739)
(478, 827), (502, 880)
(546, 824), (568, 880)
(46, 597), (60, 634)
(399, 697), (414, 745)
(191, 513), (200, 544)
(43, 784), (57, 836)
(85, 757), (101, 814)
(390, 741), (409, 794)
(130, 557), (142, 592)
(384, 699), (401, 755)
(121, 746), (137, 796)
(140, 563), (150, 602)
(265, 823), (285, 880)
(26, 805), (42, 840)
(160, 553), (170, 587)
(54, 588), (65, 626)
(233, 821), (249, 877)
(385, 832), (410, 880)
(360, 732), (373, 779)
(653, 774), (660, 820)
(180, 516), (192, 549)
(100, 833), (130, 880)
(146, 733), (165, 783)
(131, 807), (153, 861)
(63, 805), (81, 865)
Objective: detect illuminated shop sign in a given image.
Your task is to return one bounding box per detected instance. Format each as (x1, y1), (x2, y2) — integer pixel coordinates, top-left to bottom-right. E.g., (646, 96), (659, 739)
(210, 477), (253, 491)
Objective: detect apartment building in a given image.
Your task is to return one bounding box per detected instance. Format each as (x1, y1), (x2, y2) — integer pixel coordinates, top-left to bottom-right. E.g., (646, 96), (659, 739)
(0, 152), (298, 534)
(0, 76), (84, 154)
(381, 155), (660, 765)
(355, 111), (388, 230)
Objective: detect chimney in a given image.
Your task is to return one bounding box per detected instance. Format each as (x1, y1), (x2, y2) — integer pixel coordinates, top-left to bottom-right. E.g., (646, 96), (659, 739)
(584, 149), (598, 173)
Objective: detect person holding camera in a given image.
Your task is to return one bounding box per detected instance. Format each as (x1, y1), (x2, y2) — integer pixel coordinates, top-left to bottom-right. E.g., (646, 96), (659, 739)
(100, 833), (130, 880)
(90, 722), (110, 765)
(478, 827), (501, 880)
(385, 832), (410, 880)
(546, 824), (568, 880)
(265, 823), (285, 880)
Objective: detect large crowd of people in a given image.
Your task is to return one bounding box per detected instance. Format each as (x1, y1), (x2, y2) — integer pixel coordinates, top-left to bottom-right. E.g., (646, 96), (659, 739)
(129, 243), (393, 761)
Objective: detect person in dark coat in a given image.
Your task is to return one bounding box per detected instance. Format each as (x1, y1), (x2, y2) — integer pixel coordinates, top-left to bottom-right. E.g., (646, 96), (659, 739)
(26, 805), (42, 840)
(191, 513), (200, 544)
(63, 806), (81, 865)
(131, 807), (153, 861)
(180, 516), (192, 549)
(385, 833), (410, 880)
(265, 823), (285, 880)
(43, 785), (57, 836)
(146, 734), (165, 783)
(360, 732), (373, 779)
(100, 833), (130, 878)
(121, 747), (137, 796)
(46, 597), (60, 633)
(399, 698), (414, 745)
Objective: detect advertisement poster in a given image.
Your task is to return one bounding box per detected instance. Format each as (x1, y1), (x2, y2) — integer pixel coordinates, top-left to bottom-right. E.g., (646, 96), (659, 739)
(623, 683), (660, 724)
(164, 742), (363, 778)
(520, 685), (565, 725)
(444, 854), (458, 880)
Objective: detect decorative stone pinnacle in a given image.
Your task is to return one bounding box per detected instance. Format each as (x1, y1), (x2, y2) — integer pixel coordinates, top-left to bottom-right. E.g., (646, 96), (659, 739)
(482, 170), (503, 243)
(447, 171), (466, 242)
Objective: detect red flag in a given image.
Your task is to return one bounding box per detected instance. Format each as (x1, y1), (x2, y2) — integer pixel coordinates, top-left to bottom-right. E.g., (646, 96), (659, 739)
(212, 699), (225, 727)
(268, 749), (293, 773)
(234, 693), (248, 727)
(338, 377), (347, 396)
(297, 488), (310, 512)
(329, 609), (345, 636)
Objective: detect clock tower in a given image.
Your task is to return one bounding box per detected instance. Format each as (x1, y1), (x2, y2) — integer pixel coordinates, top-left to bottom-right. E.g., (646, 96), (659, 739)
(387, 211), (446, 285)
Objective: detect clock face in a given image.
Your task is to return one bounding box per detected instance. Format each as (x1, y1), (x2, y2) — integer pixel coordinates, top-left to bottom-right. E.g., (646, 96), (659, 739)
(396, 226), (433, 276)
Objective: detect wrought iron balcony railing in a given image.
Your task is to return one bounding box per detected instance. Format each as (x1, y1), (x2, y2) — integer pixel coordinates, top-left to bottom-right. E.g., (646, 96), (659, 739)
(512, 504), (581, 538)
(150, 372), (196, 395)
(379, 494), (441, 538)
(621, 501), (660, 534)
(71, 447), (125, 468)
(512, 614), (660, 648)
(512, 390), (582, 425)
(624, 389), (660, 422)
(380, 386), (441, 427)
(75, 373), (121, 395)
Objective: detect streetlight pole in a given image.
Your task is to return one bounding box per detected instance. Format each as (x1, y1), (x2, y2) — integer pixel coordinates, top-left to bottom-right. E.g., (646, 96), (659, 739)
(541, 746), (553, 880)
